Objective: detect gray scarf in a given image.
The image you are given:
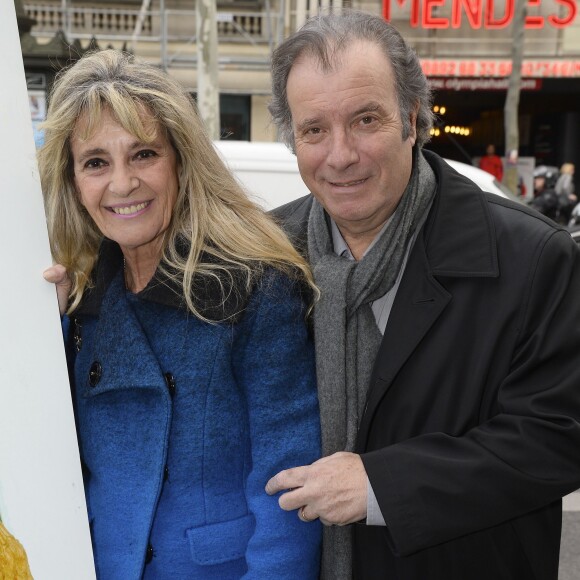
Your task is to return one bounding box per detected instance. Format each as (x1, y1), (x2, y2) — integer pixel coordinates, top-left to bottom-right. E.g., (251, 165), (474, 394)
(307, 149), (437, 579)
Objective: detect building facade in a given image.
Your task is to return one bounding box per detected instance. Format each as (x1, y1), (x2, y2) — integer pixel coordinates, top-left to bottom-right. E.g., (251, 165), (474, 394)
(19, 0), (580, 170)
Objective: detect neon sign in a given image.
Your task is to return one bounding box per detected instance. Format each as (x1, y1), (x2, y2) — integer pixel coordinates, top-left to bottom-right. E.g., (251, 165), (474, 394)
(383, 0), (577, 28)
(420, 58), (580, 77)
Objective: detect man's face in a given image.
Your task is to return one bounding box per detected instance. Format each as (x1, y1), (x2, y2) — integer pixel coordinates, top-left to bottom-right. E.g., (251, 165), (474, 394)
(286, 40), (417, 240)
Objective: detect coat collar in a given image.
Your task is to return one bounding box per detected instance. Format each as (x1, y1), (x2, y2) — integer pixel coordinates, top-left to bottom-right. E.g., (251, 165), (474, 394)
(74, 238), (251, 321)
(421, 149), (499, 278)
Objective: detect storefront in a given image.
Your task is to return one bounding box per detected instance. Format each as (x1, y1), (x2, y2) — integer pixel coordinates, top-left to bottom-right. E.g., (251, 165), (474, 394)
(382, 0), (580, 171)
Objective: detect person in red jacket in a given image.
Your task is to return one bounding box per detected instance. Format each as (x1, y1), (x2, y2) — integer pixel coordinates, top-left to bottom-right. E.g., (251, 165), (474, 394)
(479, 144), (504, 181)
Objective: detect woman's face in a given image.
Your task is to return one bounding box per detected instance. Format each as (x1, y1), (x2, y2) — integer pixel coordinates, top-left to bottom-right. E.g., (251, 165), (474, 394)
(71, 108), (179, 260)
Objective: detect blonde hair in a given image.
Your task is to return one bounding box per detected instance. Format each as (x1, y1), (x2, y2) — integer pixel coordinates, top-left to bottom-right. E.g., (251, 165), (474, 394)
(39, 50), (317, 319)
(560, 163), (575, 175)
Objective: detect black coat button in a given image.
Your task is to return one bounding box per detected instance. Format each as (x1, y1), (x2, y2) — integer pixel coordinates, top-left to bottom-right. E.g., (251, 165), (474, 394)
(164, 373), (176, 397)
(88, 362), (102, 387)
(163, 466), (169, 482)
(145, 543), (154, 564)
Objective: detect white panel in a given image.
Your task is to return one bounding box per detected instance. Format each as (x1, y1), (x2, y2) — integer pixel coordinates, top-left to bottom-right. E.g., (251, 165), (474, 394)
(0, 3), (95, 578)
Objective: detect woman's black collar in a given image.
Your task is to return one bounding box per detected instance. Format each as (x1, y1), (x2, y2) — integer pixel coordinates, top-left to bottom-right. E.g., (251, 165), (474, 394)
(74, 239), (252, 322)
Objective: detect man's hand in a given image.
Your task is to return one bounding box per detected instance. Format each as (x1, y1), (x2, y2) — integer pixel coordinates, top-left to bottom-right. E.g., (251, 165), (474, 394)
(265, 452), (367, 526)
(43, 264), (71, 316)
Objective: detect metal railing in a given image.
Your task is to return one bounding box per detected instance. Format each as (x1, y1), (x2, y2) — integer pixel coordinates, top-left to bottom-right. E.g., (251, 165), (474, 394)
(24, 3), (580, 62)
(24, 4), (276, 46)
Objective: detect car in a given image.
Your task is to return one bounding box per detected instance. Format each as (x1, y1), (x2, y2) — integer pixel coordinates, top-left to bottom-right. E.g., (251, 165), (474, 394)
(567, 224), (580, 245)
(214, 140), (309, 210)
(214, 140), (523, 210)
(442, 158), (522, 204)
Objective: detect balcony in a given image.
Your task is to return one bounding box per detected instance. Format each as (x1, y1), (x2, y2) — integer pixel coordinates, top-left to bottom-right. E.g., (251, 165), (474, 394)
(24, 2), (277, 46)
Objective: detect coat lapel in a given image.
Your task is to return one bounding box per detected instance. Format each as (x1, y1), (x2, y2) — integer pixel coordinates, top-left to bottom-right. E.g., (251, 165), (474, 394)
(358, 151), (501, 445)
(358, 236), (451, 444)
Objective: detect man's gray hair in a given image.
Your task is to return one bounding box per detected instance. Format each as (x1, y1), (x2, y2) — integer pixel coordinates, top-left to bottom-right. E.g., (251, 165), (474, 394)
(269, 10), (434, 149)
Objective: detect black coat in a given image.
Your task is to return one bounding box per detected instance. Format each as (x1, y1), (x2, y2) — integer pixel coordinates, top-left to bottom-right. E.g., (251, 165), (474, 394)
(273, 150), (580, 580)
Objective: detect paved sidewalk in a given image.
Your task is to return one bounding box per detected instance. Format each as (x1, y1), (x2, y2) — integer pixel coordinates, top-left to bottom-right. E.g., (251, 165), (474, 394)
(563, 491), (580, 512)
(559, 491), (580, 579)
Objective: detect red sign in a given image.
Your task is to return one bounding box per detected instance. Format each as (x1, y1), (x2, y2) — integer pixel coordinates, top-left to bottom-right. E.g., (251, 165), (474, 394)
(428, 77), (543, 89)
(383, 0), (577, 28)
(421, 59), (580, 77)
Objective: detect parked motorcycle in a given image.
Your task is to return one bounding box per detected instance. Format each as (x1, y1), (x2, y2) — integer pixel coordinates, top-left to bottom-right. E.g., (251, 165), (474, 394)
(528, 165), (574, 225)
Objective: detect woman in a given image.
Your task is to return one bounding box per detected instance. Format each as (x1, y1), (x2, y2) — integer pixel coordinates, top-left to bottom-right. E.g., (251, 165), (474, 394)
(40, 50), (321, 579)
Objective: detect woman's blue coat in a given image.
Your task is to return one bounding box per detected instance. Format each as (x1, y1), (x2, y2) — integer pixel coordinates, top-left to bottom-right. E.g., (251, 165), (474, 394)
(67, 241), (321, 579)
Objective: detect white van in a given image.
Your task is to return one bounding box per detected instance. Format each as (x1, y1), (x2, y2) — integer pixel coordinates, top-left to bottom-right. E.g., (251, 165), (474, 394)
(214, 140), (519, 210)
(214, 140), (309, 210)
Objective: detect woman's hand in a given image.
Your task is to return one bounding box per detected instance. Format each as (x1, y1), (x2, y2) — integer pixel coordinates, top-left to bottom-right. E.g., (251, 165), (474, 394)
(43, 265), (71, 316)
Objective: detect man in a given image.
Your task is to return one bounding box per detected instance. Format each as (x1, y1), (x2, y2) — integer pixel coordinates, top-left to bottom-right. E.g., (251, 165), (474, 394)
(264, 10), (580, 580)
(478, 143), (504, 181)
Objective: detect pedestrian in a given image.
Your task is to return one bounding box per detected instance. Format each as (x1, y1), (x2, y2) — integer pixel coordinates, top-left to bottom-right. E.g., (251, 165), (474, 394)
(555, 162), (577, 222)
(555, 162), (576, 198)
(530, 165), (560, 220)
(41, 49), (322, 578)
(265, 10), (580, 580)
(478, 143), (504, 181)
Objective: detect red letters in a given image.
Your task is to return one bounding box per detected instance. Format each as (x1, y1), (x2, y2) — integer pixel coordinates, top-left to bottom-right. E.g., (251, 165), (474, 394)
(525, 0), (545, 28)
(485, 0), (514, 28)
(421, 58), (580, 79)
(452, 0), (483, 27)
(383, 0), (577, 29)
(548, 0), (577, 26)
(383, 0), (421, 26)
(423, 0), (449, 26)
